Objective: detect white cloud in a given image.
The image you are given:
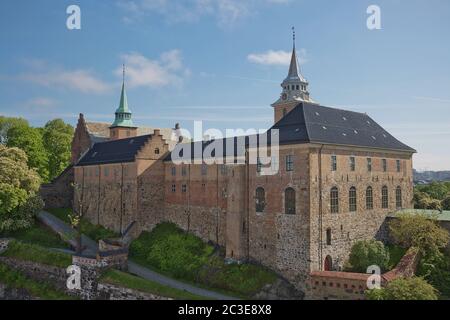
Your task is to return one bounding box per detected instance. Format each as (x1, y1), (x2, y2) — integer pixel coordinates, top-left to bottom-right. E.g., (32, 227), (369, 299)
(247, 49), (307, 66)
(117, 0), (288, 28)
(25, 97), (58, 108)
(118, 50), (189, 88)
(20, 64), (111, 94)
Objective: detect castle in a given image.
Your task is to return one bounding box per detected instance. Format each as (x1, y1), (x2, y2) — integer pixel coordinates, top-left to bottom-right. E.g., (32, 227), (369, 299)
(63, 38), (416, 293)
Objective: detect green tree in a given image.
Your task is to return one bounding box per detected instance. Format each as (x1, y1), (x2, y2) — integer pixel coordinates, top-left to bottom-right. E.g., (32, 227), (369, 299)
(416, 182), (450, 201)
(0, 116), (28, 144)
(348, 240), (390, 273)
(441, 194), (450, 211)
(6, 123), (49, 181)
(0, 145), (42, 232)
(366, 277), (438, 300)
(42, 119), (74, 181)
(389, 213), (449, 255)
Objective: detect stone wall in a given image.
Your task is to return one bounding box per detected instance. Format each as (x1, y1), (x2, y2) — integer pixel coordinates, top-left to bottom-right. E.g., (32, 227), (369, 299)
(308, 247), (421, 300)
(0, 283), (35, 300)
(40, 165), (74, 209)
(96, 283), (171, 300)
(308, 146), (414, 278)
(0, 256), (70, 293)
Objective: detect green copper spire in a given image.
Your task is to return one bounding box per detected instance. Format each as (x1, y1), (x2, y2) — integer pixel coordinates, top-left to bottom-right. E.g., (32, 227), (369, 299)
(111, 65), (136, 128)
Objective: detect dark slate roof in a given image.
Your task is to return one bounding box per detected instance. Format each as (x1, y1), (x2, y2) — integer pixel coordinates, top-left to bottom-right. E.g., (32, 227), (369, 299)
(77, 134), (151, 166)
(164, 102), (415, 162)
(271, 102), (416, 152)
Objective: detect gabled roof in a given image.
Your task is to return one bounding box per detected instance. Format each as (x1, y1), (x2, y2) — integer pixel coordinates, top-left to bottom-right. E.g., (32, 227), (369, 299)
(77, 135), (151, 166)
(270, 102), (416, 152)
(164, 102), (415, 163)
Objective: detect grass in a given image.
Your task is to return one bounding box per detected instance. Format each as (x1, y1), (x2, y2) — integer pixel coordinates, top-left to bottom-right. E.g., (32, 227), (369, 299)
(1, 240), (71, 268)
(0, 222), (68, 249)
(0, 263), (75, 300)
(129, 222), (277, 298)
(47, 208), (119, 241)
(100, 269), (207, 300)
(387, 244), (408, 269)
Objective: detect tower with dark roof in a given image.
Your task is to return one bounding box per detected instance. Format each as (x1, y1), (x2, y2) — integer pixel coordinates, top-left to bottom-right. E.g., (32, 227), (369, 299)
(272, 28), (315, 124)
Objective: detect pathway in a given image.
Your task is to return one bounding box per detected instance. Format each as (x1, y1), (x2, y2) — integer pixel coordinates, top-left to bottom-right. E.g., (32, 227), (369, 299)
(37, 210), (237, 300)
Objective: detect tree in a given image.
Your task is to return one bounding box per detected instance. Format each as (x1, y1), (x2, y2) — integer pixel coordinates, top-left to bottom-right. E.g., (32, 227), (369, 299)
(414, 190), (442, 210)
(0, 116), (28, 144)
(0, 145), (42, 232)
(389, 213), (449, 255)
(42, 119), (74, 181)
(416, 182), (450, 201)
(6, 123), (49, 181)
(348, 240), (390, 273)
(366, 277), (438, 300)
(441, 194), (450, 211)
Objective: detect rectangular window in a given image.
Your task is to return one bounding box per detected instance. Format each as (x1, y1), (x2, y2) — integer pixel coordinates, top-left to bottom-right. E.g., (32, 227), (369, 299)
(171, 184), (176, 193)
(367, 158), (372, 172)
(271, 155), (279, 173)
(182, 184), (187, 193)
(220, 164), (227, 176)
(256, 157), (262, 173)
(331, 155), (337, 171)
(104, 167), (109, 177)
(286, 155), (294, 172)
(382, 159), (387, 172)
(349, 156), (355, 171)
(171, 167), (176, 176)
(201, 164), (207, 176)
(396, 160), (401, 172)
(182, 166), (187, 176)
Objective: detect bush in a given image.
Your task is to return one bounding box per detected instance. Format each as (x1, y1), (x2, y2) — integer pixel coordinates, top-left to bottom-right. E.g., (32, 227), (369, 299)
(441, 195), (450, 211)
(348, 240), (390, 273)
(366, 277), (438, 300)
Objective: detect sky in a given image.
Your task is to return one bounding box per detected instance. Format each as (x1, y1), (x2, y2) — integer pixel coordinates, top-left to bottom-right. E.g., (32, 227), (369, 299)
(0, 0), (450, 171)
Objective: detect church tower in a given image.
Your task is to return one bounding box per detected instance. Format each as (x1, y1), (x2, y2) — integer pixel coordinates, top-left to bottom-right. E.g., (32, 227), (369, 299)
(272, 28), (315, 123)
(110, 65), (138, 140)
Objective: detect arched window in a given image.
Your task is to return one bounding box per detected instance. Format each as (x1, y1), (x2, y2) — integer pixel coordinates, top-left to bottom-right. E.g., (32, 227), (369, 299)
(366, 187), (373, 210)
(255, 187), (266, 213)
(382, 186), (389, 209)
(396, 186), (402, 209)
(330, 187), (339, 213)
(326, 228), (332, 246)
(324, 255), (333, 271)
(285, 188), (296, 215)
(349, 187), (357, 212)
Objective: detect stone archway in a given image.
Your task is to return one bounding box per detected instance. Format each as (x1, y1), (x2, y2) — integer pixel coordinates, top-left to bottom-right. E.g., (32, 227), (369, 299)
(324, 255), (333, 271)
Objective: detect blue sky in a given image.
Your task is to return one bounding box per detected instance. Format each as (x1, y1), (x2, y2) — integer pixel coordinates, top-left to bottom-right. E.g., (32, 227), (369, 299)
(0, 0), (449, 170)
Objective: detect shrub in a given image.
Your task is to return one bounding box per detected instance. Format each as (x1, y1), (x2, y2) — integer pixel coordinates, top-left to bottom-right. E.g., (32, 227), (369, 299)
(348, 240), (390, 273)
(417, 251), (450, 298)
(367, 277), (438, 300)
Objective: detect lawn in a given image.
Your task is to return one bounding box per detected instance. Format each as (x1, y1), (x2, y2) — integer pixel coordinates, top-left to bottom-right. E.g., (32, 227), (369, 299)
(0, 222), (68, 249)
(129, 222), (277, 298)
(47, 208), (119, 241)
(1, 240), (72, 268)
(100, 269), (207, 300)
(0, 263), (75, 300)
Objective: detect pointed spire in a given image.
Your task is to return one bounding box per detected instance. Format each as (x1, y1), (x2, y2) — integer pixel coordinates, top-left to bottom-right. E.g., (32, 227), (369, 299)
(111, 64), (135, 128)
(118, 66), (129, 113)
(287, 26), (300, 79)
